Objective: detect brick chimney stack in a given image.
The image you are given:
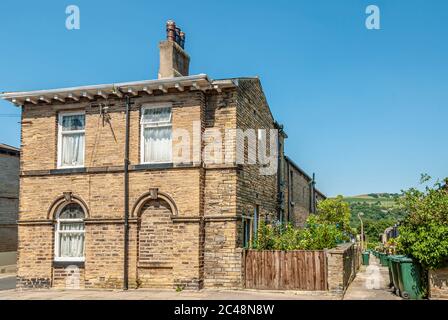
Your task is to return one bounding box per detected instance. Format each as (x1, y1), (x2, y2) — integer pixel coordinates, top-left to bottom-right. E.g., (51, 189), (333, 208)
(158, 20), (190, 79)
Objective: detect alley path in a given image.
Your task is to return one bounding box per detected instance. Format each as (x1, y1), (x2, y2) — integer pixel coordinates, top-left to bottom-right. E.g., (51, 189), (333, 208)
(344, 254), (401, 300)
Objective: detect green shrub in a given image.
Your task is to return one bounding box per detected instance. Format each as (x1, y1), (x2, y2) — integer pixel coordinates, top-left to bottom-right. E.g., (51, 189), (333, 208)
(300, 215), (347, 250)
(252, 198), (353, 251)
(396, 176), (448, 269)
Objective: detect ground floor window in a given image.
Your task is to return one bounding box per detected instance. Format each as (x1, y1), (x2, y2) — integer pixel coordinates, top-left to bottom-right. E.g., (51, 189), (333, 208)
(55, 203), (85, 262)
(242, 205), (261, 249)
(253, 205), (259, 243)
(242, 217), (252, 248)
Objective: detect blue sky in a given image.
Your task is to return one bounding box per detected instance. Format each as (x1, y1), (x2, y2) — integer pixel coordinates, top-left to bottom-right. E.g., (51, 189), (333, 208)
(0, 0), (447, 196)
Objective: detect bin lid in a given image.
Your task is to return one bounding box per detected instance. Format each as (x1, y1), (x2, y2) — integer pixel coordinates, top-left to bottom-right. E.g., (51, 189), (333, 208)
(390, 255), (406, 261)
(398, 256), (414, 263)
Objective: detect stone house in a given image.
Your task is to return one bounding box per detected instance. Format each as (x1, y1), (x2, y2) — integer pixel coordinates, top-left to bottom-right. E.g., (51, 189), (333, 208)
(0, 144), (20, 252)
(280, 156), (326, 227)
(0, 143), (20, 271)
(0, 21), (324, 289)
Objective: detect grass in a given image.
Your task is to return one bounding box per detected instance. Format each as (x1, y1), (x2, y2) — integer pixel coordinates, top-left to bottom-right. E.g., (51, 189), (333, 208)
(343, 194), (398, 208)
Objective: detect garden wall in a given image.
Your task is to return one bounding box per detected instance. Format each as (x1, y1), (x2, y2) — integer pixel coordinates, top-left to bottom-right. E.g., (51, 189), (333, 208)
(429, 266), (448, 300)
(326, 243), (360, 294)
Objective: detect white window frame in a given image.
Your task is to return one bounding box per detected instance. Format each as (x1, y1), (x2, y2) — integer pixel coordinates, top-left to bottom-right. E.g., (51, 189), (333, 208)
(57, 111), (86, 169)
(140, 104), (173, 164)
(54, 204), (85, 262)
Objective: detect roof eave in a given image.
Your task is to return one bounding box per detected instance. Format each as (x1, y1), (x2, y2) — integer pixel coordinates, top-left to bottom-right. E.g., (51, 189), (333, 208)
(1, 74), (236, 107)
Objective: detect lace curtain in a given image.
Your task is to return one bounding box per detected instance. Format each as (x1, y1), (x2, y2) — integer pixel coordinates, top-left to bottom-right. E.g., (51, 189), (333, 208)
(60, 114), (85, 167)
(57, 204), (85, 258)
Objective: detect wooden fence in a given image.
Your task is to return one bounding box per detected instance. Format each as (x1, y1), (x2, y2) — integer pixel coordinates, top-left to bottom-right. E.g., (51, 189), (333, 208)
(244, 250), (328, 290)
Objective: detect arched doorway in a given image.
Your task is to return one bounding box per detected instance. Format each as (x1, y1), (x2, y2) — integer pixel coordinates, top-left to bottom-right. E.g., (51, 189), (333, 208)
(137, 198), (174, 288)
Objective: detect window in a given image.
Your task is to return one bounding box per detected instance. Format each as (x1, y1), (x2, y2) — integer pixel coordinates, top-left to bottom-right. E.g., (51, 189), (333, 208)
(241, 206), (261, 249)
(58, 112), (85, 168)
(290, 171), (294, 203)
(55, 203), (85, 262)
(253, 205), (259, 242)
(140, 105), (172, 164)
(242, 216), (252, 248)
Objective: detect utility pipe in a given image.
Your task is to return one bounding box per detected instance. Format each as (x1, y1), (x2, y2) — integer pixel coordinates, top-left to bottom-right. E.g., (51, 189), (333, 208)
(123, 95), (131, 290)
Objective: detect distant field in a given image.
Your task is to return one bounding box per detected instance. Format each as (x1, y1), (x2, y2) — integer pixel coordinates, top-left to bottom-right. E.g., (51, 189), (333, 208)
(343, 194), (398, 208)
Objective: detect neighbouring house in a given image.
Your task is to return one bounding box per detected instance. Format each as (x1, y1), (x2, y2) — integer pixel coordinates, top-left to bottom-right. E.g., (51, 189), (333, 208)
(0, 143), (19, 270)
(279, 156), (326, 227)
(0, 21), (325, 289)
(382, 225), (399, 244)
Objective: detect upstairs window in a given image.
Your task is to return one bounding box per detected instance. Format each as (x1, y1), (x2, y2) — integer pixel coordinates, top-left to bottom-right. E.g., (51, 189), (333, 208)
(141, 105), (172, 164)
(55, 203), (85, 262)
(58, 112), (85, 168)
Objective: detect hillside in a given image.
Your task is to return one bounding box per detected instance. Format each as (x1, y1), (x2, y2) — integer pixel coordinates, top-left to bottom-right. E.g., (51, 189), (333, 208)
(344, 193), (407, 245)
(343, 193), (401, 208)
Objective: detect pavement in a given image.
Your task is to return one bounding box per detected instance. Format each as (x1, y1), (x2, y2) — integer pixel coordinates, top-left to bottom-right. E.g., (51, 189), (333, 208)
(343, 255), (402, 300)
(0, 287), (340, 300)
(0, 274), (16, 291)
(0, 256), (402, 300)
(0, 270), (339, 300)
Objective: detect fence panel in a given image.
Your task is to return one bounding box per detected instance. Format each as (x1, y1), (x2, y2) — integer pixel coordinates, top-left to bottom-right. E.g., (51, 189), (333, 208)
(244, 250), (328, 290)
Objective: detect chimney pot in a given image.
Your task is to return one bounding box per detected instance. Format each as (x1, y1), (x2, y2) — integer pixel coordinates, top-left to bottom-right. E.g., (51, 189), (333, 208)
(166, 20), (176, 42)
(179, 31), (185, 49)
(175, 27), (181, 45)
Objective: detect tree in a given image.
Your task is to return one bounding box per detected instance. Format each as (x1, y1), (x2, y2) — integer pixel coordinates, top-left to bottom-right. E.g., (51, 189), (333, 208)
(252, 197), (353, 251)
(397, 176), (448, 269)
(316, 196), (352, 234)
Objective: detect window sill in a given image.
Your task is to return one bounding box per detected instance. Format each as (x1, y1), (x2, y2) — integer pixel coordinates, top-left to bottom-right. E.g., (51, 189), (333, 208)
(53, 259), (85, 267)
(132, 163), (174, 170)
(51, 167), (86, 175)
(54, 257), (85, 262)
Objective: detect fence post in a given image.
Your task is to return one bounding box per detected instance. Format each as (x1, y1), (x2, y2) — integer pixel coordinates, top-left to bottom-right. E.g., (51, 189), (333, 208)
(242, 249), (246, 289)
(324, 249), (329, 290)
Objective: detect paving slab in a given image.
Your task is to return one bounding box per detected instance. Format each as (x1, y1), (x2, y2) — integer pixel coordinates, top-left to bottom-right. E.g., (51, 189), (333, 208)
(344, 255), (402, 300)
(0, 287), (341, 300)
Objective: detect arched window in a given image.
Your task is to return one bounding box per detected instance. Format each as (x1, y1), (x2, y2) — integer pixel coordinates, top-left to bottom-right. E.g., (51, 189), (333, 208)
(55, 203), (85, 262)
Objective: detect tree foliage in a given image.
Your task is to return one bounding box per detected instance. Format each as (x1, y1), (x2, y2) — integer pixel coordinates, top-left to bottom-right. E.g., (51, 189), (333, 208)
(349, 197), (406, 244)
(253, 197), (352, 251)
(396, 177), (448, 269)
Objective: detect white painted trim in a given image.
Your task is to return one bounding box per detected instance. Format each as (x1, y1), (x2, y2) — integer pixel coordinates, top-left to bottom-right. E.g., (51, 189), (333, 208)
(54, 204), (86, 262)
(54, 257), (85, 263)
(140, 104), (173, 165)
(57, 111), (86, 169)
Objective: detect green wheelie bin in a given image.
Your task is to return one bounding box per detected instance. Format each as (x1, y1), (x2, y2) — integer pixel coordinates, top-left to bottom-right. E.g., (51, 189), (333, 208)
(386, 256), (393, 288)
(396, 256), (426, 300)
(390, 255), (405, 294)
(362, 251), (370, 265)
(379, 253), (388, 267)
(383, 254), (390, 267)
